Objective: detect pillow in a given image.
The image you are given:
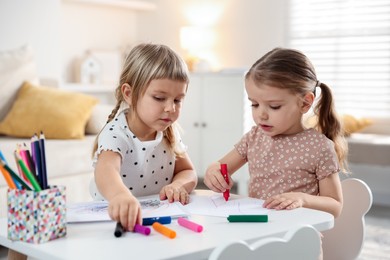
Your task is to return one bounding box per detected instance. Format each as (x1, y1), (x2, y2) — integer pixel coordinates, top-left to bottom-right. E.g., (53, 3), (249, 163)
(304, 114), (372, 136)
(85, 104), (113, 135)
(341, 114), (372, 136)
(0, 45), (39, 121)
(0, 82), (98, 139)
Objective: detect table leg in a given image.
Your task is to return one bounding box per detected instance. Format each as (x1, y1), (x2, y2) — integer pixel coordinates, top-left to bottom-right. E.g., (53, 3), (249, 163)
(8, 249), (27, 260)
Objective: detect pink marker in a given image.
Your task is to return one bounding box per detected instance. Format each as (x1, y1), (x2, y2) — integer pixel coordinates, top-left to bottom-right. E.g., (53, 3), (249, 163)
(134, 224), (151, 236)
(178, 217), (203, 233)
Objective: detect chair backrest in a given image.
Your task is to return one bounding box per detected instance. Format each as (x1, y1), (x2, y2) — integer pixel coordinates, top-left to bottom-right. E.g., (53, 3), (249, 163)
(209, 225), (321, 260)
(322, 178), (373, 260)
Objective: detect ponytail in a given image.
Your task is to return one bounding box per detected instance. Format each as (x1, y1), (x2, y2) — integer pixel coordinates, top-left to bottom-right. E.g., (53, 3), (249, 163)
(314, 82), (348, 172)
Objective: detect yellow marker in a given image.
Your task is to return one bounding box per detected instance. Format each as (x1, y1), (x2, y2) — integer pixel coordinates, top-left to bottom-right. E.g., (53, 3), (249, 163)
(152, 222), (176, 239)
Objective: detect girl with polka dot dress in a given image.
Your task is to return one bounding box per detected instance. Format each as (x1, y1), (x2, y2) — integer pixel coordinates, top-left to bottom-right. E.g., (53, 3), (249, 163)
(204, 48), (348, 219)
(90, 43), (197, 231)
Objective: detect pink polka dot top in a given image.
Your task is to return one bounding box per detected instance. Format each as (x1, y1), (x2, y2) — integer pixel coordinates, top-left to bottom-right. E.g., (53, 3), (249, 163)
(235, 126), (340, 199)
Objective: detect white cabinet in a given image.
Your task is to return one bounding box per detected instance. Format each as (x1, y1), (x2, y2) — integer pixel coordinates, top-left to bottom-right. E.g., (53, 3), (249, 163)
(179, 72), (252, 195)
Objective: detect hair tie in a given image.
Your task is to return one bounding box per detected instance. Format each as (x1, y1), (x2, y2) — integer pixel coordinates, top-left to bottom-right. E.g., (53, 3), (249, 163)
(313, 80), (320, 96)
(315, 80), (321, 88)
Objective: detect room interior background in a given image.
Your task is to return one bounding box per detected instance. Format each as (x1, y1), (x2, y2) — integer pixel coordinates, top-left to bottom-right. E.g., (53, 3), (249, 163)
(0, 0), (287, 83)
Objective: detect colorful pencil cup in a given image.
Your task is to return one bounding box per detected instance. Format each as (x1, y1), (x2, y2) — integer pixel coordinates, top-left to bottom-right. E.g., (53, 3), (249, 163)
(7, 185), (67, 244)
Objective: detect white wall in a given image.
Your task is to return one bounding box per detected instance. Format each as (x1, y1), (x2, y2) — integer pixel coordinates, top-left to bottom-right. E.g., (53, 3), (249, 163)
(0, 0), (139, 83)
(0, 0), (287, 81)
(0, 0), (61, 79)
(60, 2), (138, 83)
(137, 0), (288, 70)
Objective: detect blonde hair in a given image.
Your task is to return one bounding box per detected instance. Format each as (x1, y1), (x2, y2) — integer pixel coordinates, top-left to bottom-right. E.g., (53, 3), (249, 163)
(92, 43), (189, 157)
(246, 47), (348, 172)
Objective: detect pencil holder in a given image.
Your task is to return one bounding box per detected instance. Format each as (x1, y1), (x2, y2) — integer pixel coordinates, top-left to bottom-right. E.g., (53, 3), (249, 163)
(7, 185), (67, 244)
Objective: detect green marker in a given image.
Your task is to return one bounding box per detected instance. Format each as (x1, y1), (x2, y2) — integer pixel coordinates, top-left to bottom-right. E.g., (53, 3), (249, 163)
(227, 215), (268, 222)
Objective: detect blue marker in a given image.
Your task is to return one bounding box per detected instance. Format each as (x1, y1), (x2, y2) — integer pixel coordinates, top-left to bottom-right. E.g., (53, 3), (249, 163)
(142, 216), (171, 226)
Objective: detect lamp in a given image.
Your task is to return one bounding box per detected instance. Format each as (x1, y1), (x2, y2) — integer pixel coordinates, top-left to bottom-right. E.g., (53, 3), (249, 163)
(180, 26), (215, 72)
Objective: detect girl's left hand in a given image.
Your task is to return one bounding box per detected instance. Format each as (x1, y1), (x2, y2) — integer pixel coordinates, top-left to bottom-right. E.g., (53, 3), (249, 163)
(159, 183), (190, 205)
(263, 192), (305, 210)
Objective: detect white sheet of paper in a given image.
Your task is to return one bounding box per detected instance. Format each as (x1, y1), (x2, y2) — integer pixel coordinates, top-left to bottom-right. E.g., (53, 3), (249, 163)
(66, 193), (268, 223)
(183, 193), (269, 217)
(66, 198), (188, 223)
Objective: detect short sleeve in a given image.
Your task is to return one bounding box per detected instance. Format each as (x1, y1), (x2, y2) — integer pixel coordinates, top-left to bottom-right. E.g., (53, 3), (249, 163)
(315, 138), (340, 180)
(92, 112), (130, 167)
(174, 126), (187, 154)
(234, 126), (259, 160)
(96, 124), (128, 158)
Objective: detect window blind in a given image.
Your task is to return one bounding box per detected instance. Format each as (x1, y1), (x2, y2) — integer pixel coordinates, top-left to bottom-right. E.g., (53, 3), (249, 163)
(288, 0), (390, 118)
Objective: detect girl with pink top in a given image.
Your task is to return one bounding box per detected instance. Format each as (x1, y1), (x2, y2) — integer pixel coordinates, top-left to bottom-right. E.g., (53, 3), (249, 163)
(203, 47), (348, 218)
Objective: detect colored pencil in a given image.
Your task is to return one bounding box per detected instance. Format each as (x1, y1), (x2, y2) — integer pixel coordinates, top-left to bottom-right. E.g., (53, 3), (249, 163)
(39, 131), (48, 189)
(0, 149), (21, 189)
(15, 152), (42, 191)
(31, 134), (43, 188)
(0, 150), (6, 162)
(0, 164), (17, 189)
(0, 159), (32, 190)
(14, 146), (25, 182)
(22, 143), (37, 181)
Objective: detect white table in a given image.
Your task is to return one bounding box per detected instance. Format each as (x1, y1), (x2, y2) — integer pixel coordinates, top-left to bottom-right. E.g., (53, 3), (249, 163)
(0, 190), (334, 260)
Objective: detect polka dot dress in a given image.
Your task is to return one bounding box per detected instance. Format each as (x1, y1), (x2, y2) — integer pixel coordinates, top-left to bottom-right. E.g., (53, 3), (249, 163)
(235, 127), (340, 200)
(90, 109), (185, 200)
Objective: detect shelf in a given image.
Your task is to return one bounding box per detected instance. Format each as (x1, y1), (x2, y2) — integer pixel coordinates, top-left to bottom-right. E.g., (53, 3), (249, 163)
(64, 0), (156, 11)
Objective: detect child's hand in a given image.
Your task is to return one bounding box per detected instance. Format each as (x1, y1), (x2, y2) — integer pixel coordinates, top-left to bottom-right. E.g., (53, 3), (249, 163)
(203, 162), (233, 193)
(108, 191), (142, 232)
(263, 192), (305, 210)
(159, 183), (190, 205)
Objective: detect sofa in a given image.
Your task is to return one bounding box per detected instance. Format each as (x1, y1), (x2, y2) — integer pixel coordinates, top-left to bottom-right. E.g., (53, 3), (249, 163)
(0, 45), (112, 217)
(346, 117), (390, 207)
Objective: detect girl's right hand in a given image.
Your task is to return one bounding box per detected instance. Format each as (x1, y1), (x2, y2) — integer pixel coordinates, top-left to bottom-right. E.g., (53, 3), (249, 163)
(203, 162), (233, 193)
(108, 191), (142, 232)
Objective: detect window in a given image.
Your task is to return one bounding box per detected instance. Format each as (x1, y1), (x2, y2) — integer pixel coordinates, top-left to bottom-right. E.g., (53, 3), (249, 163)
(288, 0), (390, 118)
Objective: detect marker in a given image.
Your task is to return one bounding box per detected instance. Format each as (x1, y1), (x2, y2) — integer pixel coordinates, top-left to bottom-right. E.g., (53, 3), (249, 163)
(134, 224), (151, 236)
(114, 222), (125, 237)
(152, 222), (176, 239)
(142, 216), (171, 226)
(227, 215), (268, 223)
(177, 217), (203, 233)
(220, 163), (230, 201)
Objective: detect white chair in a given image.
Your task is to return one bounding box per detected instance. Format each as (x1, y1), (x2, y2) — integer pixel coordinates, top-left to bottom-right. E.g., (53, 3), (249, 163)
(209, 225), (321, 260)
(322, 178), (373, 260)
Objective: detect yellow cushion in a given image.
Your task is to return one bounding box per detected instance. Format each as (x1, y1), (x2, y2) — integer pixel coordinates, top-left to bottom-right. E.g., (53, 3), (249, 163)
(304, 114), (372, 136)
(0, 82), (98, 139)
(341, 114), (372, 136)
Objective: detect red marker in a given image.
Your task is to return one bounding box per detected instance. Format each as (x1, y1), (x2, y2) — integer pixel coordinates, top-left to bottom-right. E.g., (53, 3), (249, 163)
(220, 163), (230, 201)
